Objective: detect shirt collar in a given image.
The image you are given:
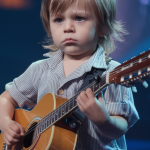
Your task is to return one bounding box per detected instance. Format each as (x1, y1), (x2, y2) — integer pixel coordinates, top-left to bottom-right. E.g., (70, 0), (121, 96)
(92, 44), (108, 69)
(43, 44), (108, 70)
(43, 50), (63, 69)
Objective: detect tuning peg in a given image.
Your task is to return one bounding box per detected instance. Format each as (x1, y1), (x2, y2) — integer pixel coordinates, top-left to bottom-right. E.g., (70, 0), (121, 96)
(132, 86), (137, 93)
(139, 79), (149, 88)
(142, 81), (149, 88)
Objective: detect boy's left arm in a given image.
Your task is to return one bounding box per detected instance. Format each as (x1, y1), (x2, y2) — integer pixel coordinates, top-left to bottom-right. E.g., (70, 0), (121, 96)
(76, 88), (128, 140)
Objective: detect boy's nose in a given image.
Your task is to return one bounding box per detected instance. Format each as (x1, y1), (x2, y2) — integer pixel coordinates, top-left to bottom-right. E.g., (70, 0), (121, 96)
(64, 20), (75, 33)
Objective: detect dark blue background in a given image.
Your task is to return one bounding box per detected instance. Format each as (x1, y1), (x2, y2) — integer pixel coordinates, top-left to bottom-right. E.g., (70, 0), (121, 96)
(0, 0), (150, 149)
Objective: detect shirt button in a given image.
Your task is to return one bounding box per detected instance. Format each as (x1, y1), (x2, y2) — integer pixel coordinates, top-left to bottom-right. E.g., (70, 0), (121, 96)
(59, 89), (64, 95)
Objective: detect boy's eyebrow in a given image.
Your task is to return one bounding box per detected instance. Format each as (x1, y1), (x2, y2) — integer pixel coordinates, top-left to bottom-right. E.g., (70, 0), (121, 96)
(56, 11), (89, 17)
(73, 11), (88, 16)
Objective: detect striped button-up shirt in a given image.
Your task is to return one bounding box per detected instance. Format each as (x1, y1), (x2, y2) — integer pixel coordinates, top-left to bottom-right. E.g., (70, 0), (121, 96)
(6, 44), (139, 150)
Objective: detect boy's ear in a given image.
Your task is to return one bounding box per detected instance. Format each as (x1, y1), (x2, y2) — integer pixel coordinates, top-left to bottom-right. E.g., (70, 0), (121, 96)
(99, 33), (104, 37)
(97, 28), (105, 37)
(99, 32), (105, 38)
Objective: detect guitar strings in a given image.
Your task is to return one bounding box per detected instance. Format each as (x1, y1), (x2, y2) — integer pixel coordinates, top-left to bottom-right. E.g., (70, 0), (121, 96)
(23, 54), (150, 136)
(25, 81), (97, 136)
(24, 80), (97, 136)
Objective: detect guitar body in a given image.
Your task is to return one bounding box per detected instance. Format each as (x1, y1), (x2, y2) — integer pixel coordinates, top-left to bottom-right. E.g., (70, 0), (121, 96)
(0, 93), (77, 150)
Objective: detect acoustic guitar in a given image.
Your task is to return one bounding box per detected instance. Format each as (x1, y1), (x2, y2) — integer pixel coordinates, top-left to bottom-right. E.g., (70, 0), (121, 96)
(0, 49), (150, 150)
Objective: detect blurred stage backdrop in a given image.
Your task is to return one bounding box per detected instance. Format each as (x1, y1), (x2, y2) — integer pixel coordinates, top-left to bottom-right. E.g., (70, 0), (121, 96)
(0, 0), (150, 149)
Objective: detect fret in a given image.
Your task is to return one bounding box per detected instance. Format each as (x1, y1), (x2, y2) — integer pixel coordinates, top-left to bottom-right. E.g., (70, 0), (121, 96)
(43, 118), (45, 129)
(42, 122), (45, 131)
(66, 103), (69, 112)
(40, 124), (42, 132)
(47, 117), (50, 127)
(93, 84), (99, 93)
(101, 76), (106, 86)
(73, 97), (77, 107)
(98, 82), (101, 89)
(45, 120), (47, 129)
(53, 114), (56, 122)
(142, 55), (148, 62)
(133, 61), (138, 66)
(74, 98), (77, 106)
(92, 83), (94, 92)
(47, 114), (50, 126)
(55, 112), (57, 121)
(36, 127), (39, 135)
(49, 114), (51, 126)
(121, 64), (130, 71)
(38, 121), (42, 134)
(72, 99), (74, 108)
(49, 114), (52, 125)
(58, 109), (61, 118)
(65, 101), (68, 113)
(50, 114), (52, 125)
(67, 101), (70, 112)
(69, 101), (72, 110)
(52, 114), (55, 123)
(38, 125), (40, 134)
(62, 107), (65, 115)
(60, 107), (62, 118)
(45, 115), (48, 127)
(55, 110), (59, 120)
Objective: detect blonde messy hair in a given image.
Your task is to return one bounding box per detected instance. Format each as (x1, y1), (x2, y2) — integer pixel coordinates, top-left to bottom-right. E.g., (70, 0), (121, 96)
(41, 0), (127, 56)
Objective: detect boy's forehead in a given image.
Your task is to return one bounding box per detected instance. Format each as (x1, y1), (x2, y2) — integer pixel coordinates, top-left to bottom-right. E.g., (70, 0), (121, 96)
(73, 0), (91, 13)
(50, 0), (93, 16)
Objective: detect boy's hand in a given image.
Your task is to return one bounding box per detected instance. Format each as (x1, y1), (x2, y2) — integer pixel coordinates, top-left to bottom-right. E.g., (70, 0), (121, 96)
(2, 119), (24, 146)
(76, 88), (111, 125)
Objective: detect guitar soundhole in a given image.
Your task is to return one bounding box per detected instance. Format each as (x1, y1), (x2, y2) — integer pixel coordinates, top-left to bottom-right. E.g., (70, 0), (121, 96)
(24, 122), (38, 148)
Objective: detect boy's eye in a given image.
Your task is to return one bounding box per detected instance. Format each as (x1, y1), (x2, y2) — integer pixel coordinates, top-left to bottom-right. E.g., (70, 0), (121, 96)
(76, 16), (84, 22)
(54, 16), (85, 23)
(55, 18), (63, 23)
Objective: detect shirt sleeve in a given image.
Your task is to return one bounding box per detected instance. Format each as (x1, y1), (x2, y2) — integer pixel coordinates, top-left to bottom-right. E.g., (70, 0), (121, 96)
(5, 62), (40, 108)
(104, 83), (139, 128)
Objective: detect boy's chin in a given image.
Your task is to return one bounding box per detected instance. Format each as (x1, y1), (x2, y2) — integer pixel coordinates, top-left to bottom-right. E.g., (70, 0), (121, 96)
(64, 51), (82, 56)
(61, 47), (82, 55)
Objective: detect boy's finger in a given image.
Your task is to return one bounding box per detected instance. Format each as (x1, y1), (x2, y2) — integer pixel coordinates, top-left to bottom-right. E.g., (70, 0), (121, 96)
(16, 123), (24, 136)
(4, 133), (20, 146)
(86, 88), (95, 100)
(98, 93), (102, 99)
(8, 128), (21, 139)
(9, 122), (20, 134)
(98, 92), (105, 105)
(10, 122), (24, 136)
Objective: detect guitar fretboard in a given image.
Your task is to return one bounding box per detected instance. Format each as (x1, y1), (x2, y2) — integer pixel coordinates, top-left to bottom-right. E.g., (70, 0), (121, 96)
(36, 74), (108, 135)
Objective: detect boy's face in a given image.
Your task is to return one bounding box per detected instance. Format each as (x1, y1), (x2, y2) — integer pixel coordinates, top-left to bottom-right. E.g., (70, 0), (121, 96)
(49, 1), (101, 57)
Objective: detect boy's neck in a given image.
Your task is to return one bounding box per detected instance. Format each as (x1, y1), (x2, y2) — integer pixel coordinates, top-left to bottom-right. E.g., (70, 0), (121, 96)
(63, 50), (96, 78)
(63, 54), (89, 78)
(63, 53), (92, 62)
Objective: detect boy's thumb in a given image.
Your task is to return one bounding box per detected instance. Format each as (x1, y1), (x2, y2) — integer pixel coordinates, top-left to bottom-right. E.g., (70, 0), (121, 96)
(16, 122), (24, 136)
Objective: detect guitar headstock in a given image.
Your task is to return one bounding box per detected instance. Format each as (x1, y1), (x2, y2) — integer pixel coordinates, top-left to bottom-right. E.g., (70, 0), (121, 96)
(109, 49), (150, 88)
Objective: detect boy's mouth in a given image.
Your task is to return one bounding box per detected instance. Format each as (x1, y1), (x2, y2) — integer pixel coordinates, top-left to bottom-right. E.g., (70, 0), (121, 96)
(64, 38), (76, 42)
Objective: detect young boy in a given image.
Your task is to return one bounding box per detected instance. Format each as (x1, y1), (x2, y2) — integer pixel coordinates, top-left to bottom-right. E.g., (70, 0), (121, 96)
(0, 0), (139, 149)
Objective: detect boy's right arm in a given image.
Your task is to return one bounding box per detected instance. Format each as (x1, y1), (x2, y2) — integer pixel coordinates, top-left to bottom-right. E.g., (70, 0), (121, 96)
(0, 91), (24, 146)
